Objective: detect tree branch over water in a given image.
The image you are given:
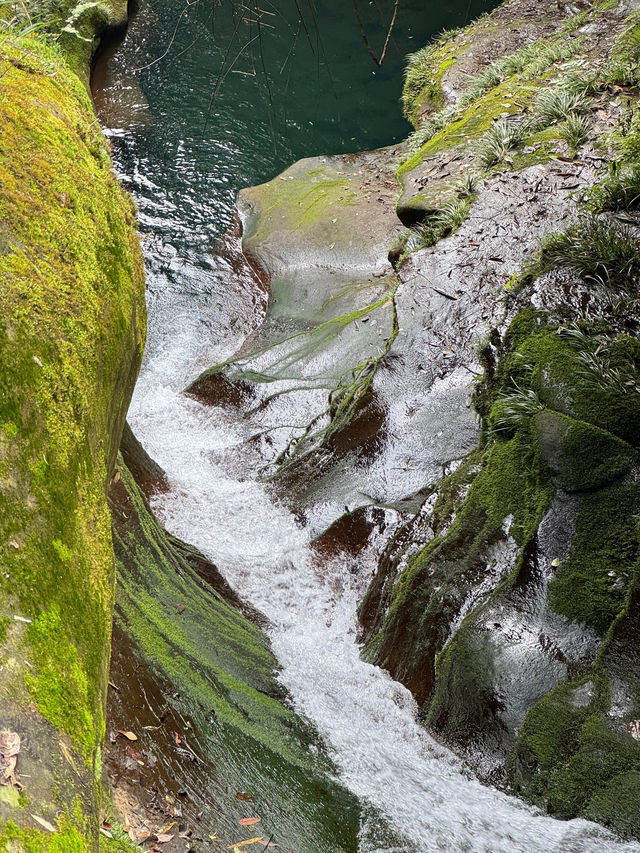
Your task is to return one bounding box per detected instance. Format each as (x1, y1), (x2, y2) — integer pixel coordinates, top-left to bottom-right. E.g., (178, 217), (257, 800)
(352, 0), (400, 66)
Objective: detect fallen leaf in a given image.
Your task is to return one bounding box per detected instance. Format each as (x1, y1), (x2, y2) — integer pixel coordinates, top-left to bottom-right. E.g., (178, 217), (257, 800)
(239, 818), (261, 826)
(160, 821), (177, 834)
(227, 838), (264, 849)
(157, 834), (174, 843)
(117, 730), (138, 741)
(31, 814), (57, 833)
(176, 603), (185, 614)
(0, 730), (21, 786)
(627, 719), (640, 741)
(173, 732), (182, 745)
(551, 558), (561, 567)
(236, 792), (253, 802)
(99, 828), (113, 838)
(257, 842), (277, 848)
(59, 738), (78, 772)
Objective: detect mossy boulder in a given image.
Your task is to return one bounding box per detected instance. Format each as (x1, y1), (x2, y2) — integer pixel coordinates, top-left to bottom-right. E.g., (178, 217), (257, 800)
(534, 410), (635, 492)
(0, 27), (144, 852)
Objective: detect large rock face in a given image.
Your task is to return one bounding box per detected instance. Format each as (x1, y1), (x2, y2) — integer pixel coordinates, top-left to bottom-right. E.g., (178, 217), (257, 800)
(186, 0), (640, 841)
(107, 453), (361, 853)
(0, 12), (144, 851)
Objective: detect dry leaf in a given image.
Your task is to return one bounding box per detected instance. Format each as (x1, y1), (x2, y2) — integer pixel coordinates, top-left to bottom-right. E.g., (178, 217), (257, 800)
(117, 730), (138, 741)
(627, 719), (640, 741)
(227, 838), (264, 849)
(0, 730), (21, 786)
(236, 792), (253, 802)
(157, 834), (174, 843)
(31, 814), (57, 833)
(99, 828), (113, 838)
(239, 818), (261, 826)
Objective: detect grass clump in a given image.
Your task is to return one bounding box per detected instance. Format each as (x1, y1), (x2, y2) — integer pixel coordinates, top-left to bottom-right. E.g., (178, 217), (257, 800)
(531, 87), (592, 129)
(490, 386), (544, 434)
(584, 164), (640, 211)
(407, 198), (470, 251)
(537, 216), (640, 291)
(606, 12), (640, 86)
(476, 118), (526, 168)
(558, 112), (590, 152)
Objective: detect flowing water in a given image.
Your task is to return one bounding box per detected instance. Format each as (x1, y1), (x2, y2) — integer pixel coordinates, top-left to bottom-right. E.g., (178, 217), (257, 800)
(95, 2), (640, 850)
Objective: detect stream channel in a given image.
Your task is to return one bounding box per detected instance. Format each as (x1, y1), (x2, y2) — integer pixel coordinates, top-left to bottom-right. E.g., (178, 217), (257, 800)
(94, 2), (640, 851)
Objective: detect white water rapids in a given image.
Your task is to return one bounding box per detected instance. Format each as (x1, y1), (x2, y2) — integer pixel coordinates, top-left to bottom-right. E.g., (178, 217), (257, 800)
(126, 264), (640, 853)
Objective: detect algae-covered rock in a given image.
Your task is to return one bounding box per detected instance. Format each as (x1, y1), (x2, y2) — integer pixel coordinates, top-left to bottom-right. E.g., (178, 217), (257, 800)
(534, 410), (635, 492)
(0, 17), (144, 853)
(109, 459), (361, 853)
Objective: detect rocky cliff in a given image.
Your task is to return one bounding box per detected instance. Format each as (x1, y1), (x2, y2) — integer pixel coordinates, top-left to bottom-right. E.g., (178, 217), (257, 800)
(188, 0), (640, 840)
(0, 1), (145, 847)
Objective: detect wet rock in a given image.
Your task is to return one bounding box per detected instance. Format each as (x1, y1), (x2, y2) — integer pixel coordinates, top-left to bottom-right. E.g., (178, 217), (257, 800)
(109, 458), (362, 853)
(534, 411), (635, 492)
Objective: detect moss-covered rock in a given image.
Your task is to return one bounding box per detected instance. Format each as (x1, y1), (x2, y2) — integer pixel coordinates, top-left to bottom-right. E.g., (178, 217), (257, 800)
(110, 460), (362, 852)
(0, 24), (144, 852)
(534, 410), (635, 492)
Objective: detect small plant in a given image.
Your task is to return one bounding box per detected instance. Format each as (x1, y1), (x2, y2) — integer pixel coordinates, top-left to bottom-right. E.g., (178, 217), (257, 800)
(576, 348), (640, 394)
(583, 164), (640, 211)
(476, 119), (524, 168)
(456, 170), (479, 199)
(462, 65), (501, 104)
(434, 26), (461, 44)
(532, 87), (591, 129)
(402, 38), (457, 122)
(491, 385), (544, 433)
(405, 106), (456, 152)
(605, 12), (640, 86)
(563, 9), (591, 34)
(407, 198), (470, 251)
(538, 216), (640, 290)
(559, 112), (589, 152)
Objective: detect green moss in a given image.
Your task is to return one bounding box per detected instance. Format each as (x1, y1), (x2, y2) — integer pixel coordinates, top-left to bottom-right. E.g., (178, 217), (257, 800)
(111, 461), (361, 852)
(427, 627), (498, 738)
(402, 33), (465, 127)
(0, 617), (10, 646)
(533, 411), (635, 492)
(364, 431), (552, 707)
(483, 317), (640, 445)
(507, 681), (593, 804)
(586, 771), (640, 838)
(25, 606), (96, 761)
(398, 79), (540, 178)
(0, 818), (89, 852)
(243, 170), (358, 245)
(0, 23), (144, 840)
(550, 483), (640, 633)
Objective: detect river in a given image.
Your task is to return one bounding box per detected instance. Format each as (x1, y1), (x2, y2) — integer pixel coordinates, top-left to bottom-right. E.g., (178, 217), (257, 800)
(94, 2), (640, 850)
